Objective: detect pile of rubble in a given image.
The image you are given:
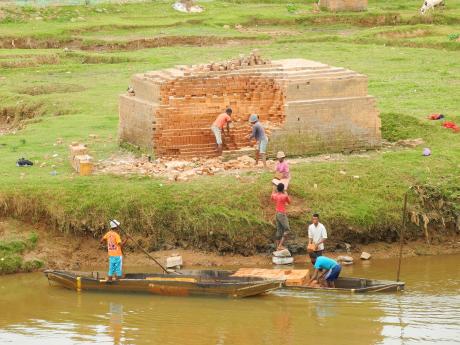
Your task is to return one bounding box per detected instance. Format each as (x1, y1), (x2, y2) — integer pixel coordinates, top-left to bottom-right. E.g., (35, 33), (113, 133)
(96, 153), (276, 181)
(185, 50), (271, 73)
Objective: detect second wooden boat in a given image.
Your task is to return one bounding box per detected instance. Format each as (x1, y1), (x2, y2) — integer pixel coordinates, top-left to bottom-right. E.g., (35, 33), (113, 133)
(231, 268), (405, 293)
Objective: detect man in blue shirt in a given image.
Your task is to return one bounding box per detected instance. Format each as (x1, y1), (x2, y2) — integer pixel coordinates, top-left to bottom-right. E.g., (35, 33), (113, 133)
(248, 114), (268, 168)
(307, 254), (342, 288)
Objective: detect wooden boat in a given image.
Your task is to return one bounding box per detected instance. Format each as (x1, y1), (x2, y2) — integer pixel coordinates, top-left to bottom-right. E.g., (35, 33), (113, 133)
(231, 269), (404, 293)
(290, 277), (405, 293)
(44, 269), (281, 298)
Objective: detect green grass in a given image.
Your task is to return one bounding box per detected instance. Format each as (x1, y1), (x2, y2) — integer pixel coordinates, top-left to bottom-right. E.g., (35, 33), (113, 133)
(0, 0), (459, 254)
(0, 232), (43, 274)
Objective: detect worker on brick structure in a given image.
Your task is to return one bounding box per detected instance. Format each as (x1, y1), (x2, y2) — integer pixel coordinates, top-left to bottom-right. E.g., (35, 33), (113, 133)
(307, 214), (328, 265)
(211, 108), (232, 156)
(100, 220), (128, 282)
(271, 183), (291, 251)
(272, 151), (291, 190)
(248, 114), (268, 168)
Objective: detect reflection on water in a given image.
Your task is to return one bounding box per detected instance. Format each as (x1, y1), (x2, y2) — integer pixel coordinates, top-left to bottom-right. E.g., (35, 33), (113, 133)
(109, 303), (123, 345)
(0, 255), (459, 345)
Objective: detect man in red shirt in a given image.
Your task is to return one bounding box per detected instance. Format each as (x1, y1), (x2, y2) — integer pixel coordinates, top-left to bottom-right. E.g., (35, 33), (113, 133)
(271, 183), (291, 250)
(211, 108), (232, 156)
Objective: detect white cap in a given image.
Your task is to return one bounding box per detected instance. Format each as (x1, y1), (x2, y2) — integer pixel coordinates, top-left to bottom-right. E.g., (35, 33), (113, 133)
(109, 219), (120, 229)
(276, 151), (286, 159)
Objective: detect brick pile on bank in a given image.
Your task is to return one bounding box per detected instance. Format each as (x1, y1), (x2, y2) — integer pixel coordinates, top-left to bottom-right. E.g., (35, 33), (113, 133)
(119, 51), (381, 159)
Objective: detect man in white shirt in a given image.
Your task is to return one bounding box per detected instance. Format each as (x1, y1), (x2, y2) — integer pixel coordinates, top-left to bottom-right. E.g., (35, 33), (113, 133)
(307, 213), (328, 264)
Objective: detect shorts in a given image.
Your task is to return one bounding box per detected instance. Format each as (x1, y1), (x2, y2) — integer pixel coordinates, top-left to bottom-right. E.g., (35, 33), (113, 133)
(325, 264), (341, 281)
(256, 137), (268, 154)
(309, 250), (323, 264)
(275, 212), (290, 240)
(211, 125), (222, 145)
(108, 256), (123, 277)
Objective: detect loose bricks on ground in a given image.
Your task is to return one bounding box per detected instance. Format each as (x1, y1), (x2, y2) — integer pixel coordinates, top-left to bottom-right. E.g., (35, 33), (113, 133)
(119, 55), (381, 159)
(69, 142), (93, 176)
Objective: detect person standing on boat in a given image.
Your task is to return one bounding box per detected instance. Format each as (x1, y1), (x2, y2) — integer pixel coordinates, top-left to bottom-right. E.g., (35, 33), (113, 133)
(101, 220), (128, 281)
(271, 183), (291, 251)
(308, 254), (342, 288)
(307, 214), (327, 265)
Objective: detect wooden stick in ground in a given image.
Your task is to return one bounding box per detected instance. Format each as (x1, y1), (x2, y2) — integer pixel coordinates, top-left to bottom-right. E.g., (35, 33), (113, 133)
(117, 225), (170, 274)
(397, 191), (408, 282)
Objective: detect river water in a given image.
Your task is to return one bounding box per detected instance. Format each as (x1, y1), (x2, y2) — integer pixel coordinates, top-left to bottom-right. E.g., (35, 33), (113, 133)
(0, 254), (459, 345)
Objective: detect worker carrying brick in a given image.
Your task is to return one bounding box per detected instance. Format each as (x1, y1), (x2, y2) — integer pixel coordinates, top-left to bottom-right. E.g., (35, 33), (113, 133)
(307, 213), (328, 265)
(271, 182), (291, 251)
(211, 108), (232, 155)
(307, 254), (341, 288)
(272, 151), (291, 190)
(248, 114), (268, 168)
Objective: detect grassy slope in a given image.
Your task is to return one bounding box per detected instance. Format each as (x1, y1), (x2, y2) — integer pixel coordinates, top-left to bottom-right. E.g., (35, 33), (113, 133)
(0, 0), (459, 253)
(0, 220), (43, 274)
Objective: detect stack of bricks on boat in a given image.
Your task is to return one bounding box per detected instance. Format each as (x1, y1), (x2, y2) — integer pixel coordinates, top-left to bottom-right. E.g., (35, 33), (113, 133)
(119, 51), (381, 159)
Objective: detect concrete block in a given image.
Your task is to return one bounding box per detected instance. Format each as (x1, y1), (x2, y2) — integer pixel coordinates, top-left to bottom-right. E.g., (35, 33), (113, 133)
(337, 255), (354, 265)
(272, 249), (291, 257)
(360, 252), (372, 260)
(272, 256), (294, 265)
(166, 255), (183, 268)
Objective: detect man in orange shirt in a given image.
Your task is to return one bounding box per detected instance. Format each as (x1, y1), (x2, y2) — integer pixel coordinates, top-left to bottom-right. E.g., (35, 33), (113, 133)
(271, 183), (291, 251)
(211, 108), (232, 155)
(100, 220), (128, 281)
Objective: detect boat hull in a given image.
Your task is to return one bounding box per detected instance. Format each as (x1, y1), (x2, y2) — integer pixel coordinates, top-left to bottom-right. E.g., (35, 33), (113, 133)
(290, 277), (405, 293)
(44, 270), (281, 298)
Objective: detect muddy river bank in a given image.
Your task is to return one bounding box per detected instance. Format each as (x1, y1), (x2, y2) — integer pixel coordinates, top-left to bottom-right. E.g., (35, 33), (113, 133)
(2, 217), (460, 274)
(1, 254), (459, 345)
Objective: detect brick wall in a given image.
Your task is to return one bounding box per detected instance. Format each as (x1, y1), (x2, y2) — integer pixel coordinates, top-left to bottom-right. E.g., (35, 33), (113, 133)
(153, 75), (285, 158)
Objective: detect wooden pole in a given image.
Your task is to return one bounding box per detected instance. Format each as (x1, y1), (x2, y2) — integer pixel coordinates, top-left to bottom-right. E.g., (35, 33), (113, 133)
(397, 191), (408, 282)
(117, 225), (171, 274)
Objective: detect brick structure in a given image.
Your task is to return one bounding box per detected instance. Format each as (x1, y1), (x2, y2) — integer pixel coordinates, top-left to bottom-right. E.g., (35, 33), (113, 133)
(318, 0), (368, 12)
(119, 54), (380, 159)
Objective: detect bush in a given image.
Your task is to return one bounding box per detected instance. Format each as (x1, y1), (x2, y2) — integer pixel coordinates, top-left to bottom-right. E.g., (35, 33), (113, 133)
(380, 112), (431, 141)
(23, 259), (44, 272)
(0, 232), (41, 274)
(286, 3), (297, 13)
(0, 255), (23, 274)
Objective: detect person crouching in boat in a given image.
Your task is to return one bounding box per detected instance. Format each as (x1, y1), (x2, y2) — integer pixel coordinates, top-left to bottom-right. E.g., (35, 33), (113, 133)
(307, 254), (341, 288)
(101, 220), (128, 281)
